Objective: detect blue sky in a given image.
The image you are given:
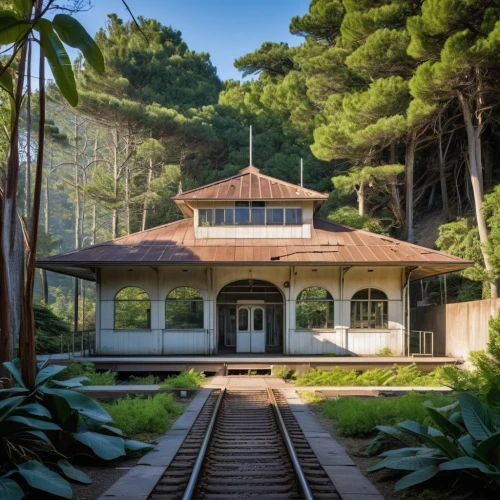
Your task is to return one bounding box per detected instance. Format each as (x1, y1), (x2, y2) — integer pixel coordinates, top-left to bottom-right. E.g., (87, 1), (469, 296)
(73, 0), (311, 81)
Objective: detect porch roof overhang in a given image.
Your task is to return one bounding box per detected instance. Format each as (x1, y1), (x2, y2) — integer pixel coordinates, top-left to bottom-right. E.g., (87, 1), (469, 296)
(36, 218), (472, 282)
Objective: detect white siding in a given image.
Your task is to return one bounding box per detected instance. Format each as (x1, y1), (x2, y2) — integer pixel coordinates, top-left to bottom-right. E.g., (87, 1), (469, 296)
(96, 264), (407, 356)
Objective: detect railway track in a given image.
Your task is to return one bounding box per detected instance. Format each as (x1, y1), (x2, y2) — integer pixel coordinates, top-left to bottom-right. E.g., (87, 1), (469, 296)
(150, 388), (339, 500)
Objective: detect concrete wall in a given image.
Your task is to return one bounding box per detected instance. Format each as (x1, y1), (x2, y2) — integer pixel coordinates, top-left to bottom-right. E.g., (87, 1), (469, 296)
(97, 264), (406, 356)
(412, 298), (500, 358)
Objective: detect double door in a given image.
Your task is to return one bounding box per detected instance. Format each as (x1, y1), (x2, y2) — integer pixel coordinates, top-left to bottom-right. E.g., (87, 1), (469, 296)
(236, 305), (265, 353)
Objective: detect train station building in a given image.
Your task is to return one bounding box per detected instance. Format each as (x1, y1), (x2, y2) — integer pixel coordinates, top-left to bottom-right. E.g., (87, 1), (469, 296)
(38, 165), (470, 357)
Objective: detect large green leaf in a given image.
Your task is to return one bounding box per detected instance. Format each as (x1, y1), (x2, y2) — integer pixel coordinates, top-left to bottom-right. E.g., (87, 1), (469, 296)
(0, 10), (29, 45)
(426, 407), (463, 439)
(474, 432), (500, 465)
(0, 476), (23, 500)
(18, 402), (52, 419)
(12, 0), (32, 18)
(0, 396), (25, 423)
(2, 361), (26, 388)
(380, 447), (439, 458)
(459, 393), (493, 441)
(41, 387), (112, 423)
(35, 364), (66, 387)
(439, 456), (498, 474)
(124, 439), (153, 452)
(52, 376), (89, 388)
(397, 420), (457, 458)
(0, 67), (13, 95)
(42, 391), (78, 430)
(73, 431), (126, 460)
(486, 380), (500, 424)
(369, 455), (443, 472)
(394, 465), (440, 490)
(458, 434), (474, 456)
(26, 430), (54, 446)
(7, 415), (61, 431)
(17, 461), (72, 499)
(35, 18), (77, 106)
(52, 14), (104, 74)
(57, 459), (92, 484)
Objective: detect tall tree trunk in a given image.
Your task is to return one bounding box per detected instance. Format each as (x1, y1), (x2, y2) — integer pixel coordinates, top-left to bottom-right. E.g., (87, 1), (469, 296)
(25, 41), (31, 224)
(92, 204), (97, 245)
(73, 115), (80, 333)
(405, 131), (416, 243)
(20, 17), (45, 388)
(357, 182), (366, 216)
(112, 129), (118, 239)
(484, 139), (493, 191)
(125, 166), (130, 235)
(458, 92), (498, 298)
(142, 157), (153, 230)
(0, 43), (28, 370)
(437, 118), (451, 220)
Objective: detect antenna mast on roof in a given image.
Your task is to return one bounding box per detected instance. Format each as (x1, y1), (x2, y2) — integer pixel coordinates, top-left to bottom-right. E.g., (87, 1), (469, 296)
(249, 125), (253, 166)
(300, 158), (303, 187)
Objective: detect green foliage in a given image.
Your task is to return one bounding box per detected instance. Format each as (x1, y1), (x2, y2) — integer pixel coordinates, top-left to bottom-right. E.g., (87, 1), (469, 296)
(128, 374), (158, 385)
(234, 42), (296, 79)
(0, 361), (150, 498)
(103, 393), (182, 438)
(378, 347), (394, 356)
(438, 365), (486, 392)
(58, 362), (117, 386)
(33, 302), (71, 354)
(295, 364), (444, 387)
(161, 369), (206, 388)
(271, 365), (291, 379)
(322, 392), (456, 437)
(369, 389), (500, 490)
(436, 219), (489, 289)
(327, 206), (386, 234)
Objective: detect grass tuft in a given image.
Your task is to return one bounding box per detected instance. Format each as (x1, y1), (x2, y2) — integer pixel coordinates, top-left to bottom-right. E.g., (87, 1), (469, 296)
(103, 393), (182, 439)
(161, 369), (206, 388)
(321, 392), (456, 437)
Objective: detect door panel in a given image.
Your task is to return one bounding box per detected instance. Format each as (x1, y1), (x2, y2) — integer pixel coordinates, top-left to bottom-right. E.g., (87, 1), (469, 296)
(251, 306), (265, 353)
(236, 307), (251, 353)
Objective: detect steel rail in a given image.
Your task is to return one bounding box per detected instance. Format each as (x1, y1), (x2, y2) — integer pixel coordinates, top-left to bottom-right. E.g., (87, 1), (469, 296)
(267, 388), (314, 500)
(181, 388), (226, 500)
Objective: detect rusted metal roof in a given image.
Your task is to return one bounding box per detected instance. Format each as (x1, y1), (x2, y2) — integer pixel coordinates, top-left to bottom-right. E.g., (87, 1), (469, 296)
(172, 166), (329, 201)
(37, 218), (472, 281)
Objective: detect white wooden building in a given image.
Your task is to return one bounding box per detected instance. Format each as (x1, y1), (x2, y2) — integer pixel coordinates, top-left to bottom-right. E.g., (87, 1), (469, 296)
(38, 166), (470, 356)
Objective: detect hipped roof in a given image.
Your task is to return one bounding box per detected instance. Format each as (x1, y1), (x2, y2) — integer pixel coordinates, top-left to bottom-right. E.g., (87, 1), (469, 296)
(37, 218), (472, 282)
(172, 165), (329, 201)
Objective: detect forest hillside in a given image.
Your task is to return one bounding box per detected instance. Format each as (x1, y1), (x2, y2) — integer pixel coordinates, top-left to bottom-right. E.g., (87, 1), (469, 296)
(11, 0), (500, 329)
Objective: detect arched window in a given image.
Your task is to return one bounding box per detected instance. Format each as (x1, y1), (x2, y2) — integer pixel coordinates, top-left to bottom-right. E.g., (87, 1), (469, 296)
(351, 288), (388, 329)
(296, 287), (334, 329)
(115, 287), (151, 329)
(166, 287), (204, 329)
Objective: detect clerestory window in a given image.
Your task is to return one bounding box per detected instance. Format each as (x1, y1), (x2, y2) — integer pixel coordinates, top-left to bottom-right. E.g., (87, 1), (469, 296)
(199, 202), (302, 226)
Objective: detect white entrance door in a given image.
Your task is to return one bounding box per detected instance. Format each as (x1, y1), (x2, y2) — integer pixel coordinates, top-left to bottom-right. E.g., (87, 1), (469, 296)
(236, 306), (266, 353)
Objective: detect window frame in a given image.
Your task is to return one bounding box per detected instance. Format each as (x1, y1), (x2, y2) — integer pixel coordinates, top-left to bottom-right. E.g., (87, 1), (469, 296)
(295, 287), (335, 330)
(114, 286), (151, 330)
(165, 286), (204, 330)
(350, 288), (389, 329)
(198, 202), (303, 227)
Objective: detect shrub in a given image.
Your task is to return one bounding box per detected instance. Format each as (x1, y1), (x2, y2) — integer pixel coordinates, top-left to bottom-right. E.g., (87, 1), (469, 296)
(322, 392), (456, 437)
(271, 365), (291, 379)
(437, 365), (486, 391)
(162, 369), (206, 388)
(295, 364), (444, 387)
(103, 393), (182, 438)
(377, 347), (393, 356)
(327, 206), (386, 234)
(369, 391), (500, 490)
(128, 374), (158, 385)
(58, 362), (117, 386)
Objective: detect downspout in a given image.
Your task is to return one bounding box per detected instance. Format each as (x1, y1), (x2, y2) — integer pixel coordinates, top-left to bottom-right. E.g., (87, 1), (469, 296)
(96, 268), (101, 354)
(289, 266), (295, 355)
